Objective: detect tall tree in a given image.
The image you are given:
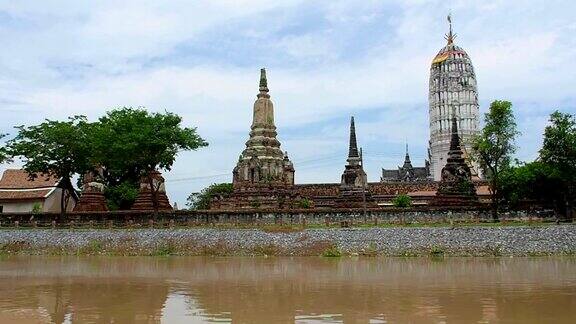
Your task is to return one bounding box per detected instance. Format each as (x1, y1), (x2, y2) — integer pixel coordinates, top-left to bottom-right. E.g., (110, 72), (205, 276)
(7, 116), (93, 215)
(92, 108), (208, 211)
(471, 100), (519, 221)
(539, 111), (576, 220)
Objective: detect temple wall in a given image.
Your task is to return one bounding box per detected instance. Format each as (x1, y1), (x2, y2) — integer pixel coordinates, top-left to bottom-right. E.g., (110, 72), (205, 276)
(0, 207), (556, 228)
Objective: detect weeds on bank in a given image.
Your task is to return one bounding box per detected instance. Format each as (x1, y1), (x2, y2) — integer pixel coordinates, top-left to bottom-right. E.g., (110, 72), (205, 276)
(0, 241), (30, 254)
(78, 240), (106, 255)
(360, 242), (378, 257)
(429, 246), (445, 257)
(251, 243), (281, 256)
(321, 244), (342, 257)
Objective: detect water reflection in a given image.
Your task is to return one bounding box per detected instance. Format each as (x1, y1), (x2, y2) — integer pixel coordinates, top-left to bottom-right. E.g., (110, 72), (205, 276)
(0, 257), (574, 323)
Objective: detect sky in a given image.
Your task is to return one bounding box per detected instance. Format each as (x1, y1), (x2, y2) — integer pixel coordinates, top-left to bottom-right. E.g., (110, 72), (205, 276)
(0, 0), (575, 207)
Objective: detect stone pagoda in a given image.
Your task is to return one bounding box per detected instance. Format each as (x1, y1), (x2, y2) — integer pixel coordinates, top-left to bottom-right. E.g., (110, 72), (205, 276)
(432, 113), (478, 206)
(216, 69), (297, 210)
(74, 166), (108, 212)
(428, 14), (481, 180)
(336, 117), (375, 208)
(131, 170), (173, 211)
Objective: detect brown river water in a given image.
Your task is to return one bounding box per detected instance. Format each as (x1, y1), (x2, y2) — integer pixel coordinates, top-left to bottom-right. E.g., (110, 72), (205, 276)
(0, 257), (574, 323)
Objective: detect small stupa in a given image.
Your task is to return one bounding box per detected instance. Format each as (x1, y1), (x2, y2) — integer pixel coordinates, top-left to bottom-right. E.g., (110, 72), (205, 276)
(131, 170), (173, 211)
(432, 113), (478, 206)
(74, 166), (109, 212)
(336, 117), (376, 209)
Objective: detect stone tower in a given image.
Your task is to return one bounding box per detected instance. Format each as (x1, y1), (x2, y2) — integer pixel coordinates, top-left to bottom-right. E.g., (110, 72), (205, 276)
(337, 117), (375, 208)
(232, 68), (295, 187)
(341, 116), (367, 189)
(432, 114), (477, 205)
(428, 15), (480, 180)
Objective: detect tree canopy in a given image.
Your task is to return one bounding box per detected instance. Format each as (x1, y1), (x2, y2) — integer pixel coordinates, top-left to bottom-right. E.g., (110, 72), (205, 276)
(92, 107), (208, 210)
(5, 108), (208, 212)
(7, 116), (92, 214)
(187, 183), (233, 210)
(471, 100), (519, 220)
(93, 108), (207, 183)
(539, 111), (576, 219)
(0, 134), (8, 164)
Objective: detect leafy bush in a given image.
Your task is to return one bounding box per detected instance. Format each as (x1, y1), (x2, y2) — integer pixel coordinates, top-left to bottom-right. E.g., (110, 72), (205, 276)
(105, 181), (139, 211)
(187, 183), (233, 210)
(298, 198), (312, 209)
(392, 194), (412, 207)
(32, 202), (42, 214)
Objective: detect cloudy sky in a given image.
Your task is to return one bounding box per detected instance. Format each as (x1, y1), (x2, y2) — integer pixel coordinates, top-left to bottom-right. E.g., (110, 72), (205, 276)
(0, 0), (575, 207)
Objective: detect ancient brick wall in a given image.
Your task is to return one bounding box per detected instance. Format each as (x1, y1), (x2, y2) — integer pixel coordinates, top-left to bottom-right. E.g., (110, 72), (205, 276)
(0, 206), (556, 228)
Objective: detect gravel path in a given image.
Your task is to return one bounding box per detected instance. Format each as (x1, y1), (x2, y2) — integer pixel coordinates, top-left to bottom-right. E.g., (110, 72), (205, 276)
(0, 225), (574, 256)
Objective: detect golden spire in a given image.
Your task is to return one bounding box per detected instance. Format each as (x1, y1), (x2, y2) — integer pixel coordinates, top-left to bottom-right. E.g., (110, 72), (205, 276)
(445, 13), (456, 45)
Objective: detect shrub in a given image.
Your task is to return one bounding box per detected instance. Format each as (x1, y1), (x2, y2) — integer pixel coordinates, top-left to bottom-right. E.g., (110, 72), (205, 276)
(187, 183), (233, 210)
(32, 203), (42, 214)
(393, 194), (412, 207)
(298, 198), (312, 209)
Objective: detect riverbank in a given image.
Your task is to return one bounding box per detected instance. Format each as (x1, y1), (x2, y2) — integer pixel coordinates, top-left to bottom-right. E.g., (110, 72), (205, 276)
(0, 224), (574, 257)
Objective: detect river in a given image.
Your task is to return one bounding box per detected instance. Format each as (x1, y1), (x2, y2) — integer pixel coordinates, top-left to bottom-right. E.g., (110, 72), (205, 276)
(0, 256), (574, 323)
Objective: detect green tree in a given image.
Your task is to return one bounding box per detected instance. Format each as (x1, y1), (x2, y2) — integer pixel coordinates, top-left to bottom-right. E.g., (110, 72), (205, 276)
(104, 180), (140, 211)
(539, 111), (576, 220)
(7, 116), (92, 215)
(187, 183), (233, 210)
(0, 134), (9, 163)
(500, 161), (562, 210)
(93, 108), (208, 211)
(471, 100), (519, 221)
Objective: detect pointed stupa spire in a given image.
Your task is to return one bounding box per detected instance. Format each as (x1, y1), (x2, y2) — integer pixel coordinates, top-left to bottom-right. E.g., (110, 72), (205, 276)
(257, 68), (270, 98)
(445, 13), (456, 45)
(404, 143), (411, 163)
(449, 115), (462, 153)
(348, 116), (359, 159)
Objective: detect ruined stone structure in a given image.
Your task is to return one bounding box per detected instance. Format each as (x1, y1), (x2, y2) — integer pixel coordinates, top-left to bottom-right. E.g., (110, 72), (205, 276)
(232, 68), (295, 187)
(74, 166), (108, 212)
(336, 117), (376, 208)
(428, 15), (480, 180)
(381, 144), (431, 182)
(432, 115), (478, 206)
(214, 69), (298, 210)
(131, 170), (173, 211)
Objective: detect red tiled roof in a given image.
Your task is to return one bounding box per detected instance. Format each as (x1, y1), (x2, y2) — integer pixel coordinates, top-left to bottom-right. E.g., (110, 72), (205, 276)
(0, 169), (59, 189)
(0, 189), (52, 200)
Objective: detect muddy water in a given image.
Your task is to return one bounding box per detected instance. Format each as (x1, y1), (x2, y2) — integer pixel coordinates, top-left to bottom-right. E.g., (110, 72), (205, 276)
(0, 257), (574, 323)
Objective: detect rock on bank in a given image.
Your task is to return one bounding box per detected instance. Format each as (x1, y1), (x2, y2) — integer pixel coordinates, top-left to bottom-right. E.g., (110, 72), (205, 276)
(0, 225), (574, 257)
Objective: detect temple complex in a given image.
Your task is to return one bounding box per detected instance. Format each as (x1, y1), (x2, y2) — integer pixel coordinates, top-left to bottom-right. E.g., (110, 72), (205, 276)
(432, 113), (478, 206)
(207, 16), (490, 211)
(131, 170), (173, 211)
(74, 167), (108, 212)
(213, 69), (298, 210)
(428, 15), (480, 180)
(336, 117), (375, 208)
(381, 144), (431, 182)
